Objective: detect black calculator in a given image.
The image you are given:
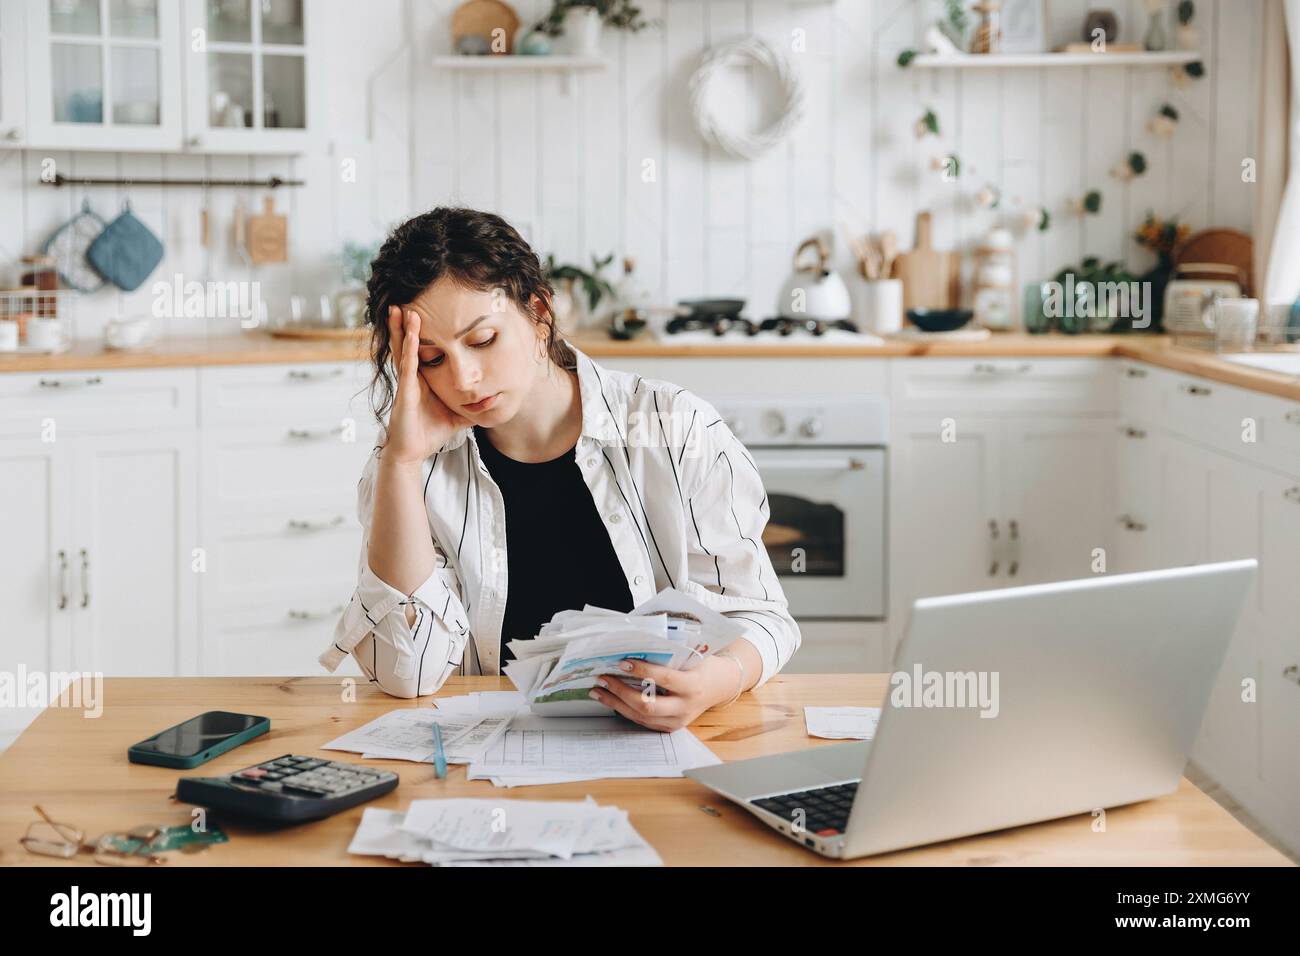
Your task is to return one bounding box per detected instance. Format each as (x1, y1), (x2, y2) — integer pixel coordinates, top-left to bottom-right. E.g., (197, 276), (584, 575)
(176, 754), (399, 823)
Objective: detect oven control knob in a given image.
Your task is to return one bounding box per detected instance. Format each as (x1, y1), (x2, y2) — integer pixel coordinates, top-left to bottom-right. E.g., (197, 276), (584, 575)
(762, 411), (787, 437)
(799, 417), (823, 438)
(724, 415), (746, 437)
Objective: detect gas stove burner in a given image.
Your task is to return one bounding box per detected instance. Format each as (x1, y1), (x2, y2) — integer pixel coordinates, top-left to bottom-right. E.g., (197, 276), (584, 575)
(758, 317), (861, 337)
(665, 315), (759, 337)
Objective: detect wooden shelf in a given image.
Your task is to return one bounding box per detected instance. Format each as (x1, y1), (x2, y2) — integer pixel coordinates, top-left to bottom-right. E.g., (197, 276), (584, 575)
(431, 55), (607, 73)
(909, 51), (1200, 69)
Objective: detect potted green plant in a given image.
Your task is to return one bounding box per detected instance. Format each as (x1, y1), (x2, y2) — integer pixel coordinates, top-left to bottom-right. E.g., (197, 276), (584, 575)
(542, 252), (616, 331)
(335, 240), (378, 329)
(1049, 257), (1140, 334)
(534, 1), (656, 56)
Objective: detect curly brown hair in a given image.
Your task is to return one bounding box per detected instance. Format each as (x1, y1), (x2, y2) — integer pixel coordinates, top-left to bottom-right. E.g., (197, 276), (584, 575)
(362, 207), (575, 428)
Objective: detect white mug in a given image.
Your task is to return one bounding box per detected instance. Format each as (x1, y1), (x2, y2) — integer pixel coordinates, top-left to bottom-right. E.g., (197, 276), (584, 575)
(27, 317), (63, 350)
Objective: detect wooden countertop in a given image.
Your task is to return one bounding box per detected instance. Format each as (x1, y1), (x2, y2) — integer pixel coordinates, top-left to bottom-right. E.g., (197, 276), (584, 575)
(0, 675), (1290, 867)
(4, 328), (1300, 403)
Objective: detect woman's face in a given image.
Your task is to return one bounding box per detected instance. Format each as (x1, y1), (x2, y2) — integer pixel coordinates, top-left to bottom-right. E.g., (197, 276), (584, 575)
(400, 275), (550, 426)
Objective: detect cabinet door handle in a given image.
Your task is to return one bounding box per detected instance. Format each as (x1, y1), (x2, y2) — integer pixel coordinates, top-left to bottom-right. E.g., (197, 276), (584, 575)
(973, 362), (1032, 376)
(38, 376), (104, 389)
(1285, 410), (1300, 426)
(287, 368), (345, 382)
(287, 425), (347, 441)
(1179, 383), (1212, 396)
(1124, 366), (1148, 378)
(287, 516), (345, 532)
(287, 605), (347, 621)
(1284, 487), (1300, 504)
(1007, 519), (1020, 577)
(987, 519), (1000, 576)
(1118, 514), (1147, 531)
(1118, 425), (1147, 439)
(57, 550), (69, 610)
(79, 548), (90, 608)
(1283, 665), (1300, 686)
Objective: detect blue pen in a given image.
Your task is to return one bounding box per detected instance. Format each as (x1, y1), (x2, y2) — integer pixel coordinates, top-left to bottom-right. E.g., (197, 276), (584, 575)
(430, 723), (447, 779)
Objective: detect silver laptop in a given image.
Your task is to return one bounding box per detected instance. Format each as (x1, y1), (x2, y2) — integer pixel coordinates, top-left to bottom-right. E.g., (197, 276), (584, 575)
(686, 559), (1256, 860)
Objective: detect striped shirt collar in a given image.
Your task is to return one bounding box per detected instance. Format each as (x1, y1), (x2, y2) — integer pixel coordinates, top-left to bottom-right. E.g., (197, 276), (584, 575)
(432, 342), (621, 454)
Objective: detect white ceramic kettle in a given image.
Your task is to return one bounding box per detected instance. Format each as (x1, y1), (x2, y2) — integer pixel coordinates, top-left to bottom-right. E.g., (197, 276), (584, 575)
(777, 236), (852, 321)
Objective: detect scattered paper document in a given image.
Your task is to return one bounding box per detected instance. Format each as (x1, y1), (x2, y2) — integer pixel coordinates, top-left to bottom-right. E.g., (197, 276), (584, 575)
(804, 706), (881, 740)
(322, 707), (513, 765)
(466, 713), (720, 787)
(347, 799), (662, 866)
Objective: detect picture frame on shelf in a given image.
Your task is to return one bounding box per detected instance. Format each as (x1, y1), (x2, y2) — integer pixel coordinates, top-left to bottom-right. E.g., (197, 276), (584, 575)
(1000, 0), (1047, 53)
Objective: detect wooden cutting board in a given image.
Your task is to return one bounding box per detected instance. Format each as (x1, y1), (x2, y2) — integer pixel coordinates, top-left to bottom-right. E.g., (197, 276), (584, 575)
(246, 195), (288, 265)
(893, 211), (960, 310)
(1173, 228), (1254, 296)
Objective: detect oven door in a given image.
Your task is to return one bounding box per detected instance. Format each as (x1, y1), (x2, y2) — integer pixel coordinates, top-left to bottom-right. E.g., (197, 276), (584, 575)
(751, 447), (886, 619)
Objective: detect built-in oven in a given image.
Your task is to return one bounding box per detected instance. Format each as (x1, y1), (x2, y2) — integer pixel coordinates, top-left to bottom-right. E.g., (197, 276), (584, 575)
(710, 396), (888, 620)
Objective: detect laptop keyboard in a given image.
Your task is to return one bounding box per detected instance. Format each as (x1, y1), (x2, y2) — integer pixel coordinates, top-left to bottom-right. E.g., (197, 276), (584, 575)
(750, 781), (859, 837)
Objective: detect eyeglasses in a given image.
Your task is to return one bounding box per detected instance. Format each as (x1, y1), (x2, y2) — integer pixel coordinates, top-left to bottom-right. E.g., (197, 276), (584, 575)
(20, 805), (167, 866)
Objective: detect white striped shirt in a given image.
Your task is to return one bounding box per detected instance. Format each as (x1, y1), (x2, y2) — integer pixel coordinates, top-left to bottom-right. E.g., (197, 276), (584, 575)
(318, 344), (801, 698)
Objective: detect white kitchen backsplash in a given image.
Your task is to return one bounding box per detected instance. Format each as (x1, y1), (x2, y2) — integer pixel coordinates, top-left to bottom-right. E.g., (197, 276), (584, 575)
(0, 0), (1262, 341)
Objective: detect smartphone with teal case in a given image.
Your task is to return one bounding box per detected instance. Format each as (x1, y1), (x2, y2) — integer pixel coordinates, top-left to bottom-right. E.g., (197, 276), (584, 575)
(128, 711), (270, 769)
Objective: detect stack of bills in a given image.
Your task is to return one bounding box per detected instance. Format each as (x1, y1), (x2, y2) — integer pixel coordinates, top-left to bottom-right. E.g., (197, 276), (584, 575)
(502, 588), (746, 716)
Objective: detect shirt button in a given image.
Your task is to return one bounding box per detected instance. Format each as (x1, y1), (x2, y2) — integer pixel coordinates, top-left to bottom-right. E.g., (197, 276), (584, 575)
(586, 457), (597, 469)
(608, 513), (621, 524)
(634, 575), (645, 586)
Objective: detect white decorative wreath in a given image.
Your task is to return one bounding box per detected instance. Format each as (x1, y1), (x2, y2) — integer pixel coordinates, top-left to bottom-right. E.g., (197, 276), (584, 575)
(688, 37), (805, 160)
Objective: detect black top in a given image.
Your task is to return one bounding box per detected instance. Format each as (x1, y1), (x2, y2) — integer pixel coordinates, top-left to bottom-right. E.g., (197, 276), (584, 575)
(473, 425), (634, 663)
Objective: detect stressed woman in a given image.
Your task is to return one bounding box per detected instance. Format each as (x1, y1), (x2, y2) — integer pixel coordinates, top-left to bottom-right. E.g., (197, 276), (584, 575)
(319, 207), (800, 731)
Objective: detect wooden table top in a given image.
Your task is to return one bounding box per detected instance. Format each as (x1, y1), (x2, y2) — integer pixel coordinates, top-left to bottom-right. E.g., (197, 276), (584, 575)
(0, 675), (1290, 867)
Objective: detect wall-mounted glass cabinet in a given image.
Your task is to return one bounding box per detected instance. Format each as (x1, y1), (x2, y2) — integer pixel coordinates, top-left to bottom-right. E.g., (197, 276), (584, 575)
(0, 0), (322, 152)
(24, 0), (183, 149)
(0, 0), (29, 145)
(182, 0), (322, 153)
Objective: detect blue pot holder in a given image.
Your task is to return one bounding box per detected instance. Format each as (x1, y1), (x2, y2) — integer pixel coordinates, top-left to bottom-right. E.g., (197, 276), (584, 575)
(86, 201), (165, 292)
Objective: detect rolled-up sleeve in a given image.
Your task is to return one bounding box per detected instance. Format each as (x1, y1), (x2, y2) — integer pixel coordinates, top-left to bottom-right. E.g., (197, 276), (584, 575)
(318, 446), (473, 698)
(680, 414), (801, 688)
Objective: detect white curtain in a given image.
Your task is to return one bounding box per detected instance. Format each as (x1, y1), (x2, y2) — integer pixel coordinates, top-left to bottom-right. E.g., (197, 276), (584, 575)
(1262, 0), (1299, 305)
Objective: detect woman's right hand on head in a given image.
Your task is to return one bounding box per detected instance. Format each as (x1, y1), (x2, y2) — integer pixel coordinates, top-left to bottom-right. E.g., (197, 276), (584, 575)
(382, 305), (473, 467)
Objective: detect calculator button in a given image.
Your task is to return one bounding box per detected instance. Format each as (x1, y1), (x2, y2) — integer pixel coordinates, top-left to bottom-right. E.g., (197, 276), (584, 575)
(236, 768), (267, 779)
(260, 781), (284, 792)
(297, 759), (327, 769)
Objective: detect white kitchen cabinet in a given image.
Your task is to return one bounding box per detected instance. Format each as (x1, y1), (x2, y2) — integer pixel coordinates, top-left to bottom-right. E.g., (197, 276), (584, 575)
(1, 0), (324, 152)
(1116, 370), (1300, 854)
(68, 430), (198, 676)
(22, 0), (185, 150)
(196, 360), (379, 675)
(1001, 417), (1115, 585)
(889, 416), (1002, 658)
(0, 424), (196, 748)
(0, 366), (197, 437)
(203, 591), (362, 678)
(0, 0), (28, 146)
(889, 357), (1118, 416)
(889, 413), (1115, 651)
(0, 438), (73, 741)
(181, 0), (325, 153)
